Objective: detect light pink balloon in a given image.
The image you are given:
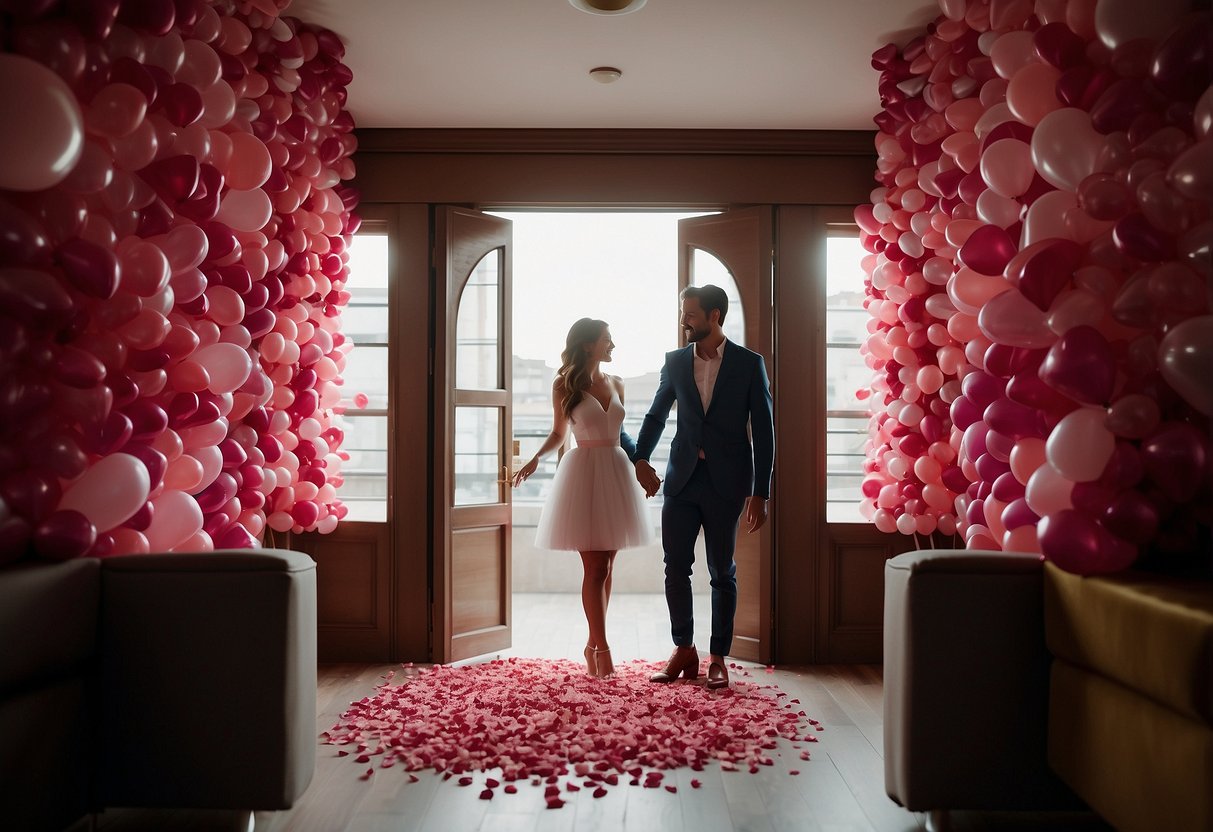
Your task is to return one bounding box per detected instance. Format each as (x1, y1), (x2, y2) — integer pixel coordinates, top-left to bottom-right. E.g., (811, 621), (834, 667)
(164, 454), (204, 491)
(1031, 108), (1104, 191)
(60, 453), (151, 533)
(979, 288), (1058, 348)
(1094, 0), (1189, 48)
(0, 54), (84, 190)
(216, 187), (272, 232)
(145, 490), (204, 551)
(1025, 462), (1074, 516)
(990, 30), (1038, 80)
(193, 342), (253, 395)
(226, 132), (272, 191)
(981, 138), (1036, 199)
(1022, 189), (1078, 247)
(1046, 407), (1115, 482)
(110, 528), (151, 555)
(1006, 62), (1062, 127)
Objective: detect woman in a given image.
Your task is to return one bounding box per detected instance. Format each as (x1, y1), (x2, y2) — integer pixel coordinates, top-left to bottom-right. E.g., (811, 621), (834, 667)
(512, 318), (654, 678)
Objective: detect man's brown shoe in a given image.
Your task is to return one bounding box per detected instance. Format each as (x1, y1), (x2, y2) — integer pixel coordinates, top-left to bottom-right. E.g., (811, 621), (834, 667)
(650, 645), (700, 682)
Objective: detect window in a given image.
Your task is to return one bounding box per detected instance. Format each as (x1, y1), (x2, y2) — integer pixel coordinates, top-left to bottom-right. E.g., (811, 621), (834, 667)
(337, 229), (389, 522)
(825, 229), (869, 523)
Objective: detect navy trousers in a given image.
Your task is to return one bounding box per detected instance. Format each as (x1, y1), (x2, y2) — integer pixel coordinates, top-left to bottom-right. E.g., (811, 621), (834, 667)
(660, 459), (746, 657)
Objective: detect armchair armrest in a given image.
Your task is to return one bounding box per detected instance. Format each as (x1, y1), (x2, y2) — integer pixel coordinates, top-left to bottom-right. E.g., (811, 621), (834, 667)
(883, 549), (1074, 812)
(98, 549), (317, 811)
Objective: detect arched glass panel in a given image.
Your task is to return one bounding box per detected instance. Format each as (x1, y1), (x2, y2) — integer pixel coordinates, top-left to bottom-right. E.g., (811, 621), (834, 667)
(456, 249), (501, 390)
(691, 247), (746, 347)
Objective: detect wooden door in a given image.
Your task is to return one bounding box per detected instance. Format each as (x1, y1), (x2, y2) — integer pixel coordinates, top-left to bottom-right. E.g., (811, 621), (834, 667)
(433, 207), (513, 662)
(677, 207), (774, 664)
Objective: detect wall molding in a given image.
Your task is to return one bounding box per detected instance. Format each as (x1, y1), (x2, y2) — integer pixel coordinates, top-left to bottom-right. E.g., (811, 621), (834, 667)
(354, 128), (877, 156)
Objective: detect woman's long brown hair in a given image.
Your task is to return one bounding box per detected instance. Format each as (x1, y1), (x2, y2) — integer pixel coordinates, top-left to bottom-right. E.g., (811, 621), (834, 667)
(556, 318), (607, 419)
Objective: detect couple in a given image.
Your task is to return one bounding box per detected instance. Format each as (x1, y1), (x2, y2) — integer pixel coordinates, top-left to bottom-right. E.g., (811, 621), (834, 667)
(512, 285), (775, 689)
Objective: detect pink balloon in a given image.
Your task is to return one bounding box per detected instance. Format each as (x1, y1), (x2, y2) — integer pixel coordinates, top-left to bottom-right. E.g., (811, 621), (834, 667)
(1158, 315), (1213, 416)
(1040, 509), (1137, 575)
(1038, 325), (1116, 405)
(1006, 62), (1062, 127)
(1025, 461), (1074, 516)
(85, 82), (146, 139)
(1030, 108), (1103, 192)
(226, 132), (272, 191)
(958, 224), (1018, 276)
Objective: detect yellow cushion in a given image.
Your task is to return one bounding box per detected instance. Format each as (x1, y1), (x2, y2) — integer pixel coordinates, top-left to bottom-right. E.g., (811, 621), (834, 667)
(1049, 659), (1213, 832)
(1044, 562), (1213, 723)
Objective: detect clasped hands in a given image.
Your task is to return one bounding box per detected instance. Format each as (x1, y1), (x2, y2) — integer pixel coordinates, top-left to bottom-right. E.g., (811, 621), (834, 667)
(634, 459), (662, 498)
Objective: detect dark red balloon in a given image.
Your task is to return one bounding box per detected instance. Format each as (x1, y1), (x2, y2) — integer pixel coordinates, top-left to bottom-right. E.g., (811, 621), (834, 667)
(33, 509), (96, 561)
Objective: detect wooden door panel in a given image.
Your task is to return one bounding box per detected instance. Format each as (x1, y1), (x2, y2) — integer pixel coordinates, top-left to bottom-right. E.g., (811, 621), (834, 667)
(433, 206), (513, 663)
(451, 527), (508, 634)
(677, 206), (774, 664)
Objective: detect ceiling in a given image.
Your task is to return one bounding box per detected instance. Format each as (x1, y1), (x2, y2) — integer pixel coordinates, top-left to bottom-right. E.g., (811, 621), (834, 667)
(288, 0), (939, 130)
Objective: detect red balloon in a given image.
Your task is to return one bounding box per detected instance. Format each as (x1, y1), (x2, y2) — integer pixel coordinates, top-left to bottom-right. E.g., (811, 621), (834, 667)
(57, 238), (119, 299)
(1103, 490), (1160, 545)
(1033, 21), (1087, 69)
(138, 155), (200, 205)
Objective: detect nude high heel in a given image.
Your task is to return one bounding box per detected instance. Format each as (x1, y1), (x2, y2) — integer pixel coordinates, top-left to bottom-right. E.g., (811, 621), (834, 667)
(583, 645), (597, 676)
(592, 647), (615, 679)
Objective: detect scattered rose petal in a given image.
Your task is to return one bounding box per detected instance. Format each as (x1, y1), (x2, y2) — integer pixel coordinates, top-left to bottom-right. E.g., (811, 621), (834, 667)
(790, 770), (800, 776)
(479, 789), (493, 800)
(325, 658), (816, 808)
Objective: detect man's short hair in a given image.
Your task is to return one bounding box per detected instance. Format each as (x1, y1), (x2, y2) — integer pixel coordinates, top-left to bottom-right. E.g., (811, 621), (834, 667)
(681, 284), (728, 324)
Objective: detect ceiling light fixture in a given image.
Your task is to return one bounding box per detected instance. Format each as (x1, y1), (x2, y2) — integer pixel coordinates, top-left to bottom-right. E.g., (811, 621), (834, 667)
(588, 67), (623, 84)
(568, 0), (648, 16)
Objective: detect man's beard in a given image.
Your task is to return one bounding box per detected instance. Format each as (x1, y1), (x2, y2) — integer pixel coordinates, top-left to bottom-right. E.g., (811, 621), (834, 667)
(684, 324), (710, 342)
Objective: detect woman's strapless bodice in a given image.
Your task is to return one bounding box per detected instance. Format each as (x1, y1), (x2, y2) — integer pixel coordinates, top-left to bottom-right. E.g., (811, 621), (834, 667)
(570, 388), (623, 445)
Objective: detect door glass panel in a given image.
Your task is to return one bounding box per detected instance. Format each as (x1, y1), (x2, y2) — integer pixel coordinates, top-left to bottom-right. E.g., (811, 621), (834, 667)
(454, 406), (501, 506)
(456, 250), (501, 390)
(825, 231), (870, 523)
(336, 230), (389, 522)
(691, 247), (746, 347)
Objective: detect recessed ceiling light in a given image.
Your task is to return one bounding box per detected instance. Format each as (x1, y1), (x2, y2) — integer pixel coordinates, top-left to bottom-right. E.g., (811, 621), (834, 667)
(568, 0), (648, 16)
(588, 67), (623, 84)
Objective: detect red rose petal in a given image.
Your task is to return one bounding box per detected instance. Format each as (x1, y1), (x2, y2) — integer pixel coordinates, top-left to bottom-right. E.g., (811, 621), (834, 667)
(593, 787), (608, 798)
(691, 779), (702, 789)
(545, 796), (565, 809)
(479, 789), (493, 800)
(504, 784), (517, 794)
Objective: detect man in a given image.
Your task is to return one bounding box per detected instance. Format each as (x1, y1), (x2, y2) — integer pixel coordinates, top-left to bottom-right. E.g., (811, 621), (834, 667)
(633, 284), (774, 689)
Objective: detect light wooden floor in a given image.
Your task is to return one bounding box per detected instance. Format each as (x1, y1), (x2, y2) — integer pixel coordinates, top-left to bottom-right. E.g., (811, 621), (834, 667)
(94, 594), (1111, 832)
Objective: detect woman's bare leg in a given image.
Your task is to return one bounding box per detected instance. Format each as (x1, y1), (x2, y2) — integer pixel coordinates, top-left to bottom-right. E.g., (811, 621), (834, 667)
(580, 550), (613, 676)
(604, 551), (617, 611)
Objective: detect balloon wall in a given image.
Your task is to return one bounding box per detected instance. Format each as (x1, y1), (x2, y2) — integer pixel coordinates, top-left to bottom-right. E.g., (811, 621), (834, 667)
(857, 0), (1211, 575)
(0, 0), (359, 563)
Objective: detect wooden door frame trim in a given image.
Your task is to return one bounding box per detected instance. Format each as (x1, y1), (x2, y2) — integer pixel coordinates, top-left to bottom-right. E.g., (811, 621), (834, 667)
(355, 128), (876, 157)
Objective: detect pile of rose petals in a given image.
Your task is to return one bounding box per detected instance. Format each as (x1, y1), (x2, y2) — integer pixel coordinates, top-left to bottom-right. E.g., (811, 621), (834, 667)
(323, 658), (822, 807)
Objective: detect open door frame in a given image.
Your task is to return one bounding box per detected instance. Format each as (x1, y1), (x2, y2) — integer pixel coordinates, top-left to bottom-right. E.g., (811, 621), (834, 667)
(432, 206), (514, 663)
(677, 206), (775, 664)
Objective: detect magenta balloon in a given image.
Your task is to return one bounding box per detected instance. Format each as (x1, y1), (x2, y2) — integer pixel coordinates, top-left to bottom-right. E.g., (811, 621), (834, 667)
(195, 472), (237, 514)
(979, 289), (1057, 349)
(0, 197), (52, 268)
(1099, 442), (1146, 491)
(57, 238), (119, 299)
(33, 509), (96, 560)
(290, 499), (320, 528)
(212, 522), (257, 550)
(124, 399), (168, 441)
(157, 82), (203, 127)
(1016, 240), (1084, 311)
(986, 429), (1015, 463)
(993, 471), (1026, 502)
(1150, 14), (1213, 100)
(138, 155), (199, 204)
(1113, 213), (1176, 261)
(942, 464), (970, 493)
(976, 453), (1011, 484)
(962, 421), (990, 462)
(53, 345), (106, 388)
(1103, 490), (1160, 545)
(1040, 509), (1137, 575)
(1033, 21), (1087, 69)
(966, 498), (986, 528)
(1038, 325), (1116, 405)
(985, 396), (1046, 439)
(1002, 497), (1039, 529)
(0, 468), (61, 523)
(1142, 422), (1209, 503)
(962, 371), (1005, 409)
